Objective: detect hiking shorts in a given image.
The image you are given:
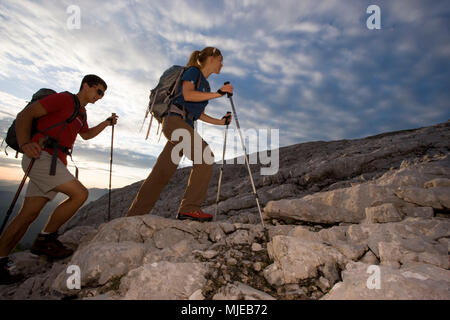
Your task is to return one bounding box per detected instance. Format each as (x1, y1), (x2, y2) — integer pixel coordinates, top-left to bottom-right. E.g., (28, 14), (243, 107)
(22, 151), (75, 200)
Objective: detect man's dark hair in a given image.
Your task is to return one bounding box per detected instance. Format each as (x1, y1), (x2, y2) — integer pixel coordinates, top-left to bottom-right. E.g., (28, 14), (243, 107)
(79, 74), (107, 91)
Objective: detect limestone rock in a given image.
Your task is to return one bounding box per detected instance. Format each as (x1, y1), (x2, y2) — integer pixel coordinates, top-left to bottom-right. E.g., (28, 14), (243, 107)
(322, 262), (450, 300)
(226, 230), (252, 246)
(9, 252), (52, 277)
(2, 122), (449, 301)
(378, 240), (448, 269)
(424, 178), (450, 188)
(319, 226), (349, 244)
(251, 243), (263, 252)
(219, 222), (236, 234)
(10, 263), (66, 300)
(395, 187), (450, 210)
(52, 241), (146, 293)
(195, 250), (219, 260)
(267, 236), (348, 283)
(288, 226), (322, 243)
(359, 250), (379, 265)
(153, 228), (195, 249)
(143, 240), (198, 264)
(267, 225), (294, 239)
(346, 218), (450, 261)
(318, 262), (341, 287)
(364, 203), (404, 224)
(264, 183), (401, 224)
(402, 207), (434, 218)
(265, 184), (299, 201)
(92, 216), (146, 243)
(332, 240), (367, 261)
(189, 289), (205, 300)
(265, 156), (450, 225)
(263, 263), (284, 286)
(119, 262), (208, 300)
(58, 226), (98, 250)
(207, 225), (226, 243)
(213, 281), (276, 300)
(438, 238), (450, 253)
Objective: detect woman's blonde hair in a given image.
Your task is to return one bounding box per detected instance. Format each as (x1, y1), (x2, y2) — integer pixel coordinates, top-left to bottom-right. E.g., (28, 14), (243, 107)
(186, 47), (222, 68)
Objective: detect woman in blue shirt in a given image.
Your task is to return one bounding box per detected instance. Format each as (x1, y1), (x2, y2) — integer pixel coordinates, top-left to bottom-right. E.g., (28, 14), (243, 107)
(127, 47), (233, 221)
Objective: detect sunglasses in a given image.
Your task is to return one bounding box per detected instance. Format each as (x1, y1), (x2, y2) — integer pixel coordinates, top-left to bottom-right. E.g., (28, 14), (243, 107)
(97, 88), (104, 97)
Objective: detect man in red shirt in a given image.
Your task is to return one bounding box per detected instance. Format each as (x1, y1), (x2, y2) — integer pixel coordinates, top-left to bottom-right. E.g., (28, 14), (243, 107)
(0, 75), (118, 284)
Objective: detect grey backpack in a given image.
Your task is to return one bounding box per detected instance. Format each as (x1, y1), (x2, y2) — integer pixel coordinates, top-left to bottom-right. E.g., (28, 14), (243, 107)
(143, 66), (200, 139)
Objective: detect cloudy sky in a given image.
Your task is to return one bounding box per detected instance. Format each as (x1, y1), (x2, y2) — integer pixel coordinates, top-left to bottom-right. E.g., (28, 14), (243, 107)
(0, 0), (449, 189)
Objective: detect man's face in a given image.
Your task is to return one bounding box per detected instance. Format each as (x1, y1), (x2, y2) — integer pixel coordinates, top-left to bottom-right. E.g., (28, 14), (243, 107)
(85, 83), (106, 103)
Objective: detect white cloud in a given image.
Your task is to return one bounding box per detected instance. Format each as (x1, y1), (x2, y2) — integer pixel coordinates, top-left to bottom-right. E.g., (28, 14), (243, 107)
(0, 91), (27, 118)
(277, 22), (322, 33)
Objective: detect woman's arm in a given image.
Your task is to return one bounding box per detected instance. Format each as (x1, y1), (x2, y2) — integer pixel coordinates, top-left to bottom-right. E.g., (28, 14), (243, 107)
(199, 111), (231, 125)
(182, 81), (221, 102)
(182, 81), (233, 102)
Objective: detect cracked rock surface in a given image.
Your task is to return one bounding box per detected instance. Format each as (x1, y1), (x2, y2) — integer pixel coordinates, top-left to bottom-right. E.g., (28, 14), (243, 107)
(1, 121), (449, 300)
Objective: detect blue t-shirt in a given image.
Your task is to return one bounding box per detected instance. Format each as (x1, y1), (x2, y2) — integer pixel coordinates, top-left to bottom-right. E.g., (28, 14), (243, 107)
(173, 66), (210, 128)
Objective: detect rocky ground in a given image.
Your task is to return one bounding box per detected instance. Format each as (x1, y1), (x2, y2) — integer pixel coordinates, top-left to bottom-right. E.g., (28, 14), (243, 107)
(0, 121), (449, 300)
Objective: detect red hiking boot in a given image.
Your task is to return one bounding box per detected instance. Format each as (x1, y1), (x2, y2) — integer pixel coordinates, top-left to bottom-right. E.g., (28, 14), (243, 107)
(176, 210), (213, 222)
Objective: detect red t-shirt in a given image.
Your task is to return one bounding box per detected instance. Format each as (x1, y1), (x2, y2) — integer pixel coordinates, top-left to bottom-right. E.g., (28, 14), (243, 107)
(31, 92), (89, 165)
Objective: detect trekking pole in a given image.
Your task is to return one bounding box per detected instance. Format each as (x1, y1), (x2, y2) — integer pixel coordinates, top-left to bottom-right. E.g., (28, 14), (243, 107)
(0, 158), (35, 236)
(214, 111), (232, 221)
(223, 82), (265, 227)
(108, 113), (116, 222)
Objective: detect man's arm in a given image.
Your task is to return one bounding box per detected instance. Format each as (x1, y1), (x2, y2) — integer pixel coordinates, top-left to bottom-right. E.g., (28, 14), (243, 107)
(16, 102), (48, 158)
(79, 114), (118, 140)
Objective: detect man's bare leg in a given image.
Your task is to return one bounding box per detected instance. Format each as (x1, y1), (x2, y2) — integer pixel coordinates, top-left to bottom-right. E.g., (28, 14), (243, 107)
(0, 196), (48, 257)
(42, 179), (88, 233)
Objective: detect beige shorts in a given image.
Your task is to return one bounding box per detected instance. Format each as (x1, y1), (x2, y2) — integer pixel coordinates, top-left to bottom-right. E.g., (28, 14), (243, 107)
(22, 151), (75, 200)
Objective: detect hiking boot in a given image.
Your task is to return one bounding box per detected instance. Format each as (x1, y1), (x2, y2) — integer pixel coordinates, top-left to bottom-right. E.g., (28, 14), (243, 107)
(30, 232), (73, 260)
(176, 210), (213, 222)
(0, 257), (24, 285)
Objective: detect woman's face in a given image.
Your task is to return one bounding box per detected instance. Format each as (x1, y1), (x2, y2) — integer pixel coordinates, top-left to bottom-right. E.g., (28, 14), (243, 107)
(210, 55), (223, 74)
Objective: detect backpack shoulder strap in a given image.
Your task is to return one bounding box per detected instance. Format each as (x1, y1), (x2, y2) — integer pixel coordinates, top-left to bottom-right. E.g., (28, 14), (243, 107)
(65, 92), (82, 123)
(190, 66), (202, 90)
(181, 66), (202, 90)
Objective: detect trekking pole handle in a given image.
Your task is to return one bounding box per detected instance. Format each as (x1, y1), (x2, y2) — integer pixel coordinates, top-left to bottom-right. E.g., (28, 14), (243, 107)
(222, 111), (232, 125)
(223, 82), (233, 97)
(109, 113), (117, 126)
